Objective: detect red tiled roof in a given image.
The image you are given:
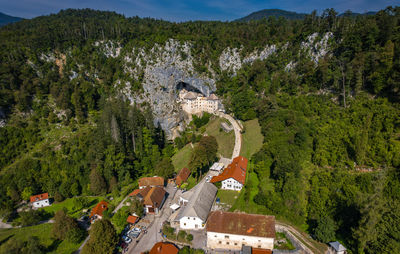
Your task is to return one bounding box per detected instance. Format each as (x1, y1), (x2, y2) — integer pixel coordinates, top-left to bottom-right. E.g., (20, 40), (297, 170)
(138, 176), (165, 188)
(143, 187), (166, 208)
(175, 168), (191, 186)
(210, 156), (248, 184)
(149, 242), (179, 254)
(129, 189), (141, 197)
(90, 201), (109, 218)
(30, 193), (49, 203)
(127, 215), (138, 224)
(206, 211), (275, 238)
(137, 186), (152, 199)
(252, 248), (272, 254)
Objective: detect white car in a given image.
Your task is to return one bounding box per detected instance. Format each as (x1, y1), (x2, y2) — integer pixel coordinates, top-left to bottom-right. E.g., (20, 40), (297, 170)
(205, 175), (212, 182)
(122, 235), (132, 244)
(132, 227), (141, 232)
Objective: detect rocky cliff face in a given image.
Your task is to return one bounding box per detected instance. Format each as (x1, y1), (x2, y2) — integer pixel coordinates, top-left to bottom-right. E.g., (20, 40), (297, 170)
(219, 45), (277, 75)
(119, 39), (217, 138)
(37, 34), (333, 139)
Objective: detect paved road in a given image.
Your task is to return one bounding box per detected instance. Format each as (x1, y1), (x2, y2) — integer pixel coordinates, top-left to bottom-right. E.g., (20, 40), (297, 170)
(276, 221), (326, 254)
(216, 112), (242, 160)
(127, 183), (177, 253)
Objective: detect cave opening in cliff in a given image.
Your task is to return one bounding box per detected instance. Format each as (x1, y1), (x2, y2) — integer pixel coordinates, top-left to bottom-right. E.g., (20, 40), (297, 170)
(176, 81), (204, 95)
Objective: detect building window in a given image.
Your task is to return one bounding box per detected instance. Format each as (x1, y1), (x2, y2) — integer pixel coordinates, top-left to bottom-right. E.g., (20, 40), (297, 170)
(219, 241), (222, 244)
(258, 245), (261, 248)
(226, 242), (229, 245)
(215, 235), (217, 238)
(234, 243), (238, 246)
(258, 240), (261, 242)
(225, 235), (229, 239)
(184, 223), (186, 226)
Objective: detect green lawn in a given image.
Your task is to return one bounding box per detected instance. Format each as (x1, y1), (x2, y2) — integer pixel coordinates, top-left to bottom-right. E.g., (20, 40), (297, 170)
(230, 171), (269, 214)
(172, 144), (194, 172)
(41, 196), (101, 218)
(205, 117), (235, 158)
(240, 119), (264, 159)
(216, 189), (239, 209)
(182, 175), (198, 190)
(0, 223), (83, 254)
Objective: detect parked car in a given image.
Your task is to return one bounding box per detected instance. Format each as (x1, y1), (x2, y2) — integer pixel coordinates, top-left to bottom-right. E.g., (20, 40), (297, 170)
(128, 230), (140, 238)
(206, 175), (212, 182)
(122, 235), (132, 244)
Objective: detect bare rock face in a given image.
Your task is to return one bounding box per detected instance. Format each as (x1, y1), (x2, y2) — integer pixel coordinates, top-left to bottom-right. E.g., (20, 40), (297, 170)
(121, 39), (217, 139)
(218, 45), (277, 75)
(301, 32), (333, 64)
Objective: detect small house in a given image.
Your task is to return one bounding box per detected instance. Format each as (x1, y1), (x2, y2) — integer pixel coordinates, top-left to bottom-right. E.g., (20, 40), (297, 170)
(30, 193), (50, 208)
(329, 241), (347, 254)
(131, 186), (166, 214)
(210, 156), (248, 191)
(90, 201), (108, 223)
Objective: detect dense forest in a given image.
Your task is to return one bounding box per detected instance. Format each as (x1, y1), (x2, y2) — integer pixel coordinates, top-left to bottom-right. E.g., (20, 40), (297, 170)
(0, 7), (399, 254)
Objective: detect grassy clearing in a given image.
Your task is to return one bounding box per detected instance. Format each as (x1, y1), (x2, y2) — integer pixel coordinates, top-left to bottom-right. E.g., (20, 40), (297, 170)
(172, 144), (194, 172)
(41, 196), (101, 218)
(216, 189), (239, 209)
(183, 175), (198, 190)
(230, 171), (269, 214)
(205, 117), (235, 158)
(240, 119), (264, 159)
(0, 223), (82, 254)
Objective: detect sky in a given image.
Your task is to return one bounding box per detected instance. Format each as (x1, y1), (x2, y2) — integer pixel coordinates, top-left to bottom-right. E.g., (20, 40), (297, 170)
(1, 0), (398, 21)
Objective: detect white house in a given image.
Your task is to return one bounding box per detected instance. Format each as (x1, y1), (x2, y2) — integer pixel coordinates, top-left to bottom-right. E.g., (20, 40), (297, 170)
(329, 241), (347, 254)
(174, 181), (217, 230)
(211, 156), (248, 191)
(179, 90), (221, 114)
(206, 211), (275, 251)
(30, 193), (50, 208)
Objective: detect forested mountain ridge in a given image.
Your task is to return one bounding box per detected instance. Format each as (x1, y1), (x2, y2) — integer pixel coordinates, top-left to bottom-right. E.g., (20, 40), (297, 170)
(0, 12), (23, 27)
(0, 7), (400, 253)
(236, 9), (307, 21)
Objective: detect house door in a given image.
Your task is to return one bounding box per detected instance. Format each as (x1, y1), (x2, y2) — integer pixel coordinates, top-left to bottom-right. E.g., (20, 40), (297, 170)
(148, 207), (155, 213)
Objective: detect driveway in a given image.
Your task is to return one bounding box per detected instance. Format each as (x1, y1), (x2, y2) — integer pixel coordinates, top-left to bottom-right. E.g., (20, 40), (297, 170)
(127, 183), (178, 253)
(216, 112), (242, 160)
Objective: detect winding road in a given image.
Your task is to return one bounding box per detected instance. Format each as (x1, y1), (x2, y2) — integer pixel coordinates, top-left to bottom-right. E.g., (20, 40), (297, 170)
(215, 112), (242, 160)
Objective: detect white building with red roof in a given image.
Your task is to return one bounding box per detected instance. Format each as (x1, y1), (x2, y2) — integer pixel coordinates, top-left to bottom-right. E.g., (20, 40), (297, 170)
(206, 211), (275, 251)
(30, 193), (50, 208)
(210, 156), (248, 191)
